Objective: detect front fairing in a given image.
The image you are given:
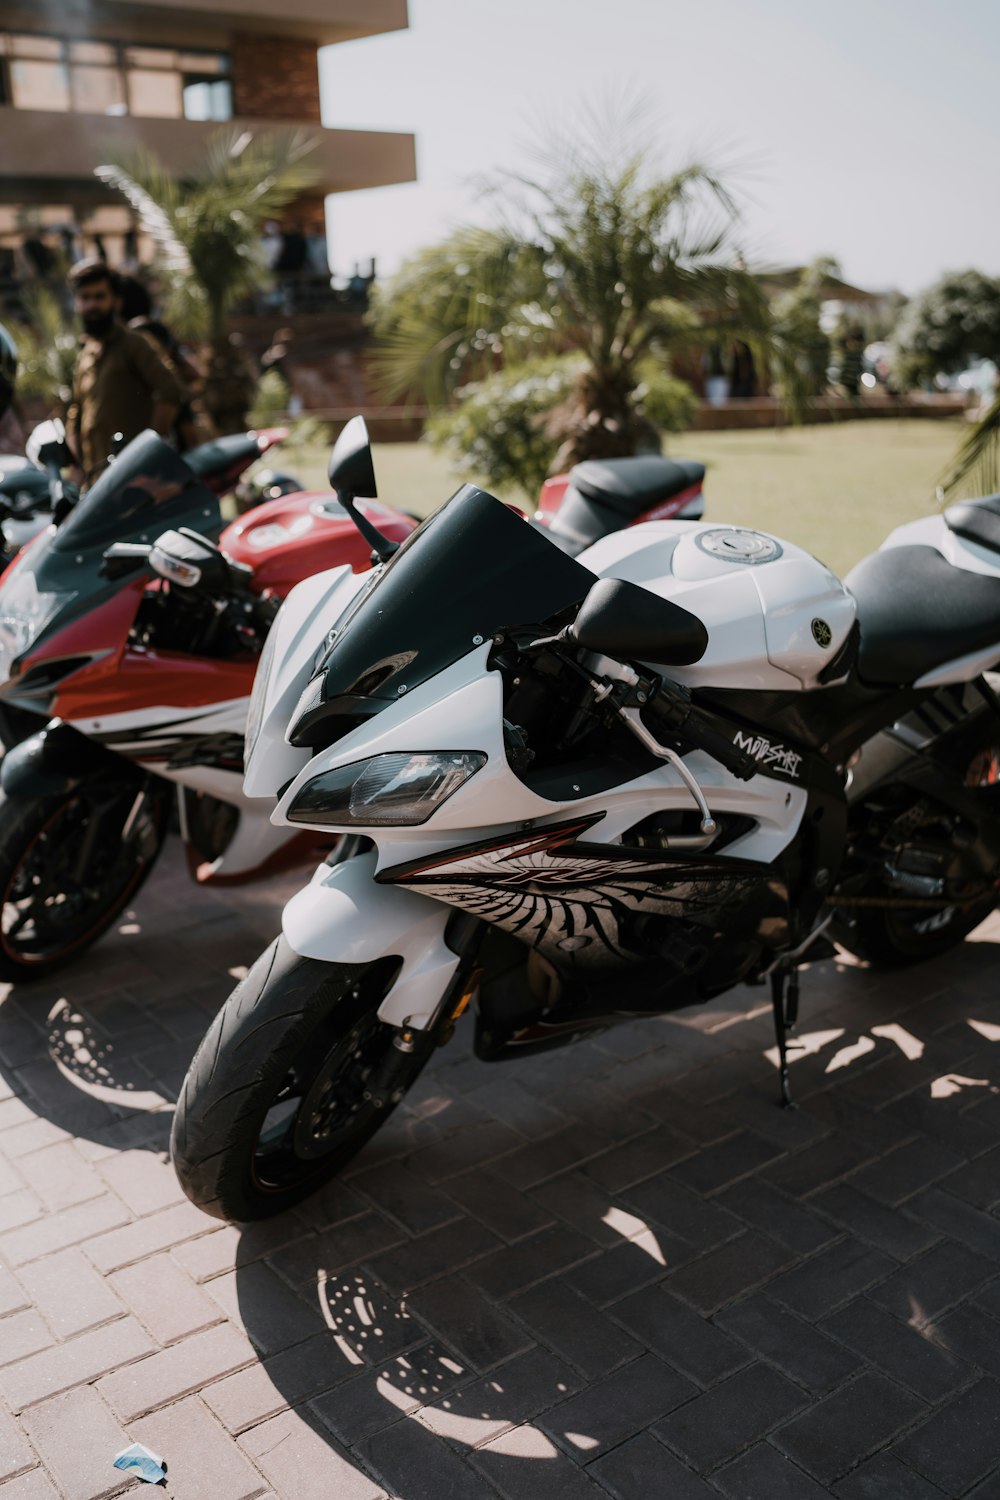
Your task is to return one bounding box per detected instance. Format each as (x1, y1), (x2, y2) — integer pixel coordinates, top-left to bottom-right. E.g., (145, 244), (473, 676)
(290, 484), (593, 747)
(242, 563), (369, 799)
(0, 431), (222, 694)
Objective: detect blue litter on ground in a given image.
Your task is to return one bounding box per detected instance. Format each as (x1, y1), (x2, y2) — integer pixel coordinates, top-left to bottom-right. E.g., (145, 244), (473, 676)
(112, 1443), (167, 1484)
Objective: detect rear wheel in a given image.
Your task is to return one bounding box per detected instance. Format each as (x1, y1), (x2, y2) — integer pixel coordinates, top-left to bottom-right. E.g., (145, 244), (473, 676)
(0, 778), (169, 981)
(833, 886), (995, 967)
(835, 758), (1000, 966)
(171, 936), (436, 1221)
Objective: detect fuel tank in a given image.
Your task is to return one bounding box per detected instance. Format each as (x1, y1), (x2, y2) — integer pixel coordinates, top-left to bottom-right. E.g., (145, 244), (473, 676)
(220, 491), (417, 597)
(579, 520), (856, 691)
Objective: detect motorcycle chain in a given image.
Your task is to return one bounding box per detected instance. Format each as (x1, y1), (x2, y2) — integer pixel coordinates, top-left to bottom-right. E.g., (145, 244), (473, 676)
(826, 893), (988, 911)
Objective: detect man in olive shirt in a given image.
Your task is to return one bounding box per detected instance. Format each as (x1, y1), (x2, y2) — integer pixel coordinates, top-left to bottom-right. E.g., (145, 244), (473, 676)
(65, 259), (182, 483)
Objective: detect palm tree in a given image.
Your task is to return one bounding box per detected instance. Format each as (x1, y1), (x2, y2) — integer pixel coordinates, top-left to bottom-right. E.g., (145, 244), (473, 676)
(95, 126), (319, 428)
(373, 118), (810, 469)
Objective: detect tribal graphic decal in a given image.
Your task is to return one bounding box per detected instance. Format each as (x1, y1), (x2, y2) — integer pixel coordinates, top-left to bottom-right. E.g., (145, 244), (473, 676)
(381, 818), (773, 970)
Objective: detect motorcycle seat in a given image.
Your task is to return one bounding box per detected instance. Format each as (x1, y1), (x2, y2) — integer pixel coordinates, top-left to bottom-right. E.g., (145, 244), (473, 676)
(846, 543), (1000, 684)
(944, 493), (1000, 555)
(570, 455), (705, 519)
(185, 432), (261, 479)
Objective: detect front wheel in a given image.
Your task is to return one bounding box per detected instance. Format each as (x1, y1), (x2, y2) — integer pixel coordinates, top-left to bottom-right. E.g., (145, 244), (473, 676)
(171, 936), (436, 1221)
(0, 778), (169, 981)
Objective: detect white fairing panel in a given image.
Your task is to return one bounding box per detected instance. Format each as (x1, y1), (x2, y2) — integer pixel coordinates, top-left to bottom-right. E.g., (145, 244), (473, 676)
(243, 564), (370, 800)
(579, 522), (856, 690)
(282, 851), (458, 1029)
(879, 513), (1000, 576)
(272, 643), (808, 871)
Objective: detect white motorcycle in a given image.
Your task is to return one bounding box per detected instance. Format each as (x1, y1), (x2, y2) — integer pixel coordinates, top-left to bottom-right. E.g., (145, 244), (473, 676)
(172, 419), (1000, 1220)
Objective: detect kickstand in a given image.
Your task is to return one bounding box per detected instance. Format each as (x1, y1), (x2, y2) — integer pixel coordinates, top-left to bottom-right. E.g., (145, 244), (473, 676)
(769, 967), (799, 1110)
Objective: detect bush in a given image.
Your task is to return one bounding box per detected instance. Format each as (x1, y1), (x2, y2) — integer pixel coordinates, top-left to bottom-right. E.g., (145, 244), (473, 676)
(12, 288), (78, 410)
(426, 357), (582, 498)
(246, 369), (291, 427)
(893, 270), (1000, 388)
(427, 354), (697, 499)
(633, 365), (700, 435)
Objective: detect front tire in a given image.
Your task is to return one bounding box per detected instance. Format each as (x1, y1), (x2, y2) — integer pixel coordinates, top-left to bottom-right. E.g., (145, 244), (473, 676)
(0, 779), (169, 981)
(171, 936), (433, 1221)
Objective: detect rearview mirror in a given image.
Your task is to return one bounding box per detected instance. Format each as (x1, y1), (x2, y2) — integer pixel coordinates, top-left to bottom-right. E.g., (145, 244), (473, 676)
(327, 415), (398, 562)
(327, 415), (377, 502)
(571, 577), (708, 666)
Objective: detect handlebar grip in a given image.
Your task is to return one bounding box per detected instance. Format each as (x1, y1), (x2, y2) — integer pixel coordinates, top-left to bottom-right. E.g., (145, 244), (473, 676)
(684, 710), (758, 780)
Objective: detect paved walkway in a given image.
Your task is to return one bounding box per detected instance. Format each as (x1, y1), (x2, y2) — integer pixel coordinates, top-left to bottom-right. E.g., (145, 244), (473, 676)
(1, 838), (1000, 1498)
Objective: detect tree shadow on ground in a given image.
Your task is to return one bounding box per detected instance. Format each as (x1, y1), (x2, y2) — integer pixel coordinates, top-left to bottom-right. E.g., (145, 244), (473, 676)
(227, 930), (1000, 1497)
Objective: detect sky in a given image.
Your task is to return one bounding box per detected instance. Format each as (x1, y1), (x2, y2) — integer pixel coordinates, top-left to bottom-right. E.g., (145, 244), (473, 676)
(318, 0), (1000, 295)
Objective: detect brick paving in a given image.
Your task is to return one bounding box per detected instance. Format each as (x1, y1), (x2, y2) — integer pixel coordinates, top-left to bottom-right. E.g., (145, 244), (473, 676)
(2, 838), (1000, 1496)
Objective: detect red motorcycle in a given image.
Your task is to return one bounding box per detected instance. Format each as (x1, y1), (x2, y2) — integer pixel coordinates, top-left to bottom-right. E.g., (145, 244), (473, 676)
(0, 430), (415, 980)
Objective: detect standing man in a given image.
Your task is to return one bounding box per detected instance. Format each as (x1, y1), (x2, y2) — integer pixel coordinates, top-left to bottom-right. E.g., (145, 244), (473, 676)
(65, 259), (182, 483)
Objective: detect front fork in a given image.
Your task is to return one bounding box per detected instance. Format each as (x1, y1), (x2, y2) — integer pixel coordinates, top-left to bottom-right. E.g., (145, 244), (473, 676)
(357, 914), (486, 1109)
(69, 782), (157, 885)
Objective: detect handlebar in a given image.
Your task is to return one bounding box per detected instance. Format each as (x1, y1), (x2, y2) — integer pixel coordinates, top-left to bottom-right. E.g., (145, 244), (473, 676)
(646, 680), (758, 781)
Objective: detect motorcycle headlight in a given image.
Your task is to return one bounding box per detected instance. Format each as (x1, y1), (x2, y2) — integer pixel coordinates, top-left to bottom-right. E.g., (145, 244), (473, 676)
(0, 570), (74, 687)
(287, 750), (486, 827)
(244, 608), (282, 770)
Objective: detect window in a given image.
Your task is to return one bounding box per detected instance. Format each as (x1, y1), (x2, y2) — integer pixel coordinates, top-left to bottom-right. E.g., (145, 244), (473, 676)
(71, 65), (125, 114)
(182, 76), (232, 122)
(0, 32), (231, 119)
(127, 68), (182, 117)
(9, 59), (70, 111)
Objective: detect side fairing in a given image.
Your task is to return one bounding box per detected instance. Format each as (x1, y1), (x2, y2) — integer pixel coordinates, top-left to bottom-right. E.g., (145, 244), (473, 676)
(377, 817), (789, 972)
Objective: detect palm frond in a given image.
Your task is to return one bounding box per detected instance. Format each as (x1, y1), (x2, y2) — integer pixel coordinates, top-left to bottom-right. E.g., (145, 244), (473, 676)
(93, 157), (189, 275)
(939, 395), (1000, 501)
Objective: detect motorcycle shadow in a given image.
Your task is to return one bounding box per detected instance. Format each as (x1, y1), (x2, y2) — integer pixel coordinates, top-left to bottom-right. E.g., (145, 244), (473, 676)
(224, 927), (1000, 1496)
(0, 836), (295, 1154)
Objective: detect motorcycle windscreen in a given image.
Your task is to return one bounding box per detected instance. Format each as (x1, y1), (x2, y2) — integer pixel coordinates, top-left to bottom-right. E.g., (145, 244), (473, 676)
(51, 430), (221, 554)
(0, 432), (222, 683)
(307, 485), (594, 725)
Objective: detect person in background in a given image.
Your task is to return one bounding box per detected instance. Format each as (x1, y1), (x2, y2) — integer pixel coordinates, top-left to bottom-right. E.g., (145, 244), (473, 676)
(129, 316), (213, 451)
(839, 328), (865, 399)
(118, 274), (153, 324)
(260, 221), (283, 273)
(65, 258), (182, 483)
(305, 225), (330, 279)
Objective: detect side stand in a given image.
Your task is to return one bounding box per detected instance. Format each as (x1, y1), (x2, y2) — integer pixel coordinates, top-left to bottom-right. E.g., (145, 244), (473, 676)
(769, 966), (800, 1110)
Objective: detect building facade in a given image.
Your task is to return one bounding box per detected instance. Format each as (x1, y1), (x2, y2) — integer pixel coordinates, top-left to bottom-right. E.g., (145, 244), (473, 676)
(0, 0), (414, 276)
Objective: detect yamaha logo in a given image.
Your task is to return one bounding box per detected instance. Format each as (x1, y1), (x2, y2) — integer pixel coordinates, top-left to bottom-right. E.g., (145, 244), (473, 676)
(811, 618), (833, 648)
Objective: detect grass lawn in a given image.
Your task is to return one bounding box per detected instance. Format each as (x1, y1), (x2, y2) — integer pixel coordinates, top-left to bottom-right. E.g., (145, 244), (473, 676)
(282, 418), (966, 580)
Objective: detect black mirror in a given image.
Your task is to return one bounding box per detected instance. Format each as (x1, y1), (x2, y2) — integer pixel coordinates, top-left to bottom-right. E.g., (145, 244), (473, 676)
(327, 415), (398, 562)
(100, 541), (152, 579)
(571, 576), (708, 666)
(327, 416), (377, 501)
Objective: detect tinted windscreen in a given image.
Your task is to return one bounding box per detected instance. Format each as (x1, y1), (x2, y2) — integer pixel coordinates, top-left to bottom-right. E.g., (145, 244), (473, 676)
(311, 485), (593, 722)
(53, 430), (221, 553)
